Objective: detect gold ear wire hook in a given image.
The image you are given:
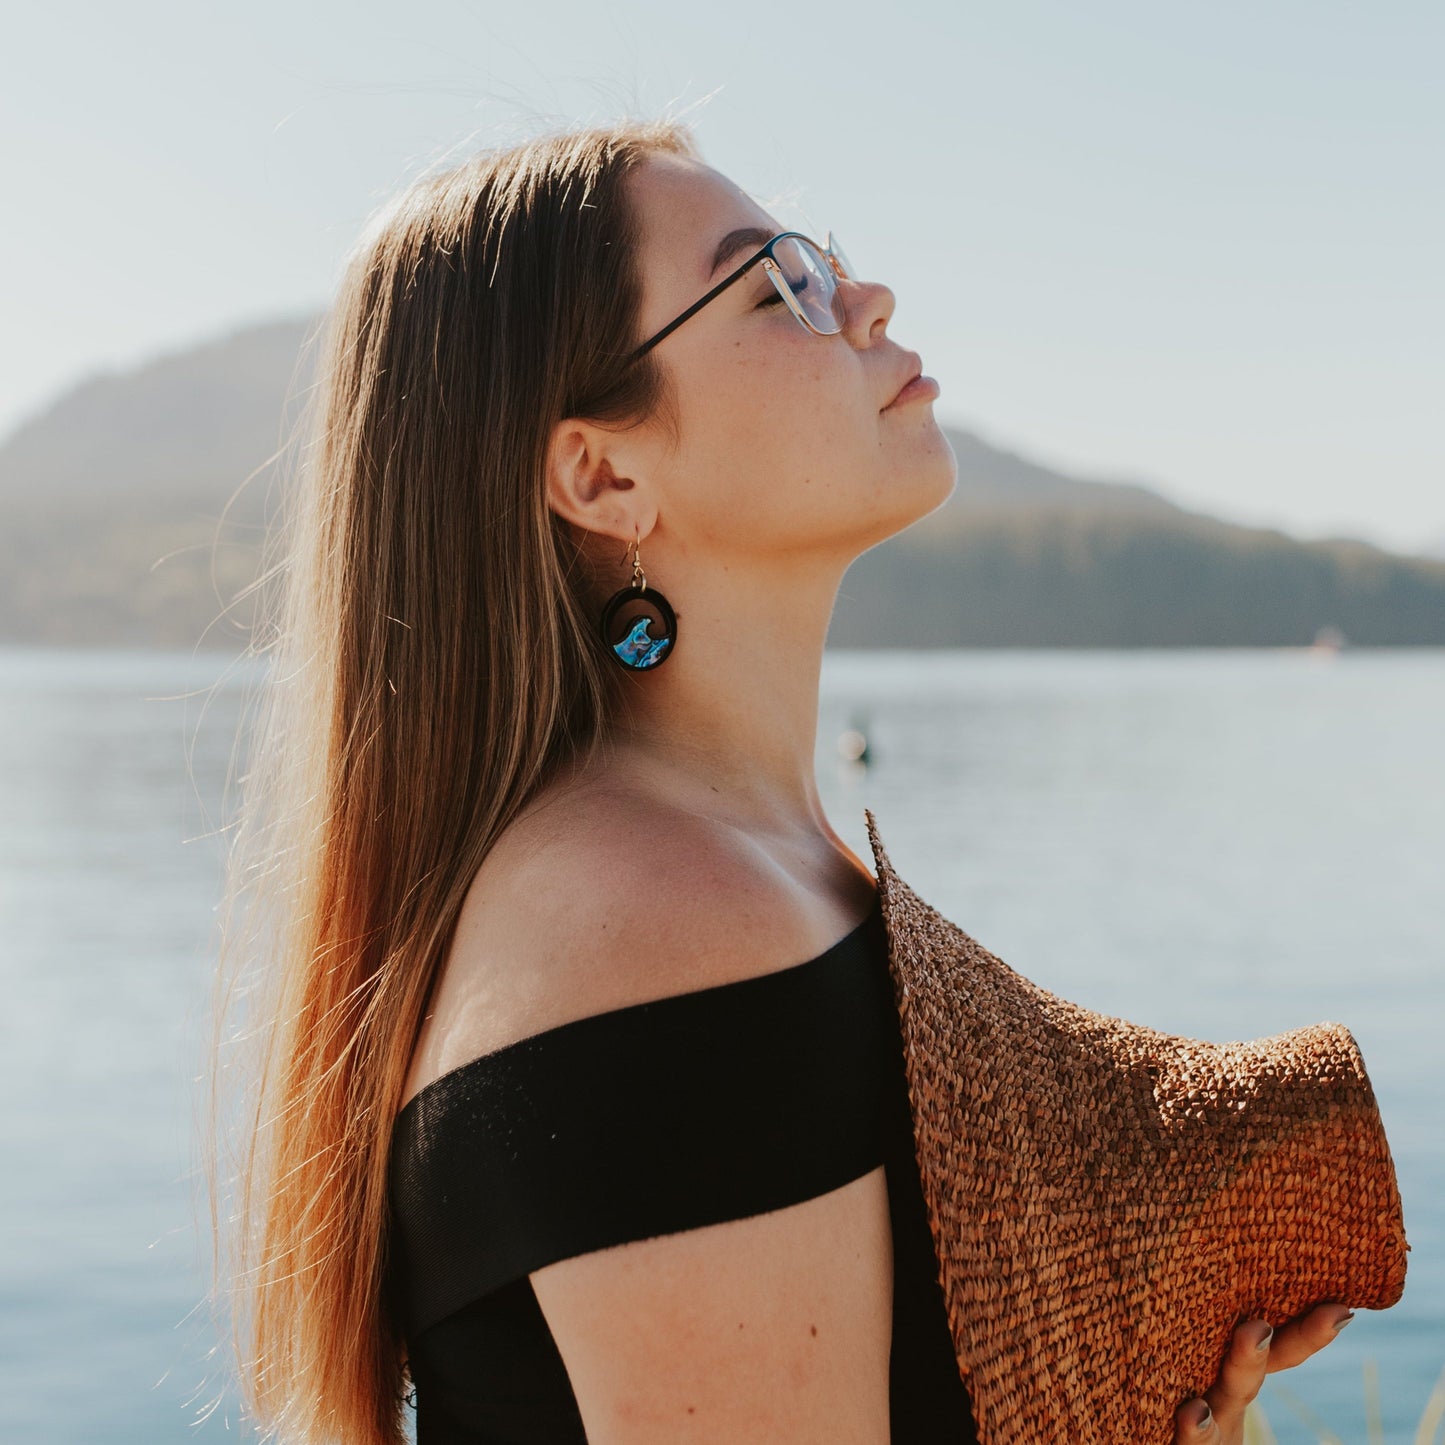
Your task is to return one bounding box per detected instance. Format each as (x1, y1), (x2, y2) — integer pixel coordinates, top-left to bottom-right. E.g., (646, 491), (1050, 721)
(630, 527), (647, 593)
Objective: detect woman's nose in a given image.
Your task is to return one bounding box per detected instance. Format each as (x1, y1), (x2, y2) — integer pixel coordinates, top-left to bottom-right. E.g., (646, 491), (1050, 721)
(843, 276), (896, 343)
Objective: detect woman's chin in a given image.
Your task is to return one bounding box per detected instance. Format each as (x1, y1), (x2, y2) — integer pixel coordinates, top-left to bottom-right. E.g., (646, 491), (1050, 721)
(862, 449), (957, 547)
(905, 425), (959, 517)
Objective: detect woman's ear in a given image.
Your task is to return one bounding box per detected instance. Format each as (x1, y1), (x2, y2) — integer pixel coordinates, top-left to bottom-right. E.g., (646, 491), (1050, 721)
(545, 418), (644, 539)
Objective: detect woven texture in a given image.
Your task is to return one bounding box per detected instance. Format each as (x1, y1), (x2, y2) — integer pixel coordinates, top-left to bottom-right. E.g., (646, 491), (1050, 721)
(863, 808), (1409, 1444)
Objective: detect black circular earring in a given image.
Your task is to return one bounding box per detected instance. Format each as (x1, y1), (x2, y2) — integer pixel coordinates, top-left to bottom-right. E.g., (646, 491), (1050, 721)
(599, 528), (677, 671)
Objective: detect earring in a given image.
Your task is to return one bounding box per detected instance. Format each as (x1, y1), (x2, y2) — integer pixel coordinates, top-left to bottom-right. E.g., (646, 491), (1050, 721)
(599, 528), (677, 671)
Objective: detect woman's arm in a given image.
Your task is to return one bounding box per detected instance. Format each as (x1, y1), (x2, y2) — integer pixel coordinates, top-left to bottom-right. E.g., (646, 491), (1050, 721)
(531, 1166), (894, 1444)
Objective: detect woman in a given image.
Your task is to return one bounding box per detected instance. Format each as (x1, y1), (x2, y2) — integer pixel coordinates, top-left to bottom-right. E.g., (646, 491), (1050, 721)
(210, 117), (1353, 1444)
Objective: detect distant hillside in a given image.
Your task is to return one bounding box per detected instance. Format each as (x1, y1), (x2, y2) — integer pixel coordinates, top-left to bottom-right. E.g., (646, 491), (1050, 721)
(2, 314), (1443, 648)
(0, 316), (315, 512)
(833, 505), (1445, 646)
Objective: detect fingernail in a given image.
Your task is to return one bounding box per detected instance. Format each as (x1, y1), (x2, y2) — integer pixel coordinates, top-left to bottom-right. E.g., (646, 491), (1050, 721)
(1255, 1325), (1274, 1353)
(1332, 1311), (1356, 1333)
(1195, 1401), (1213, 1431)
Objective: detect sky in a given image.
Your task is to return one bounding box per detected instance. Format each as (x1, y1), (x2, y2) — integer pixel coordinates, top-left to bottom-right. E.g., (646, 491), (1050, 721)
(1, 0), (1440, 554)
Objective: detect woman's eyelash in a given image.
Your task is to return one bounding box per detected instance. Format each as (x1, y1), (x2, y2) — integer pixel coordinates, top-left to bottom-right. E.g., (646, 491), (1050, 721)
(757, 290), (784, 307)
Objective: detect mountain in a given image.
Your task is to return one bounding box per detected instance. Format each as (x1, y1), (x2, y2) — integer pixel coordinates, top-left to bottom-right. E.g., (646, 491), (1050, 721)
(0, 317), (315, 648)
(0, 315), (315, 508)
(2, 315), (1443, 648)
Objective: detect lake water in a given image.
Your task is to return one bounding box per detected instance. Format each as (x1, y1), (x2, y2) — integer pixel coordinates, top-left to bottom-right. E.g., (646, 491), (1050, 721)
(1, 645), (1441, 1443)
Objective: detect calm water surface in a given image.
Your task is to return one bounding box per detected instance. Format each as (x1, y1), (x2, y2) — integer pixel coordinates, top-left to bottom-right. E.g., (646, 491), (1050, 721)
(1, 646), (1440, 1442)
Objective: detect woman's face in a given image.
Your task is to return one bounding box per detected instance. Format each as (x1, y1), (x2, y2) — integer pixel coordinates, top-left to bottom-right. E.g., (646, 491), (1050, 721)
(623, 152), (957, 568)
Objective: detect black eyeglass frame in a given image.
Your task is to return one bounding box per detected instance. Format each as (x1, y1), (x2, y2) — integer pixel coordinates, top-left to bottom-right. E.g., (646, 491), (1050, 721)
(624, 230), (853, 364)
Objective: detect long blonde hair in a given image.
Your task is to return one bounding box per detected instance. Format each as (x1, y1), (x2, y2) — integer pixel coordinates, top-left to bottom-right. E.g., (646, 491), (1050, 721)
(205, 117), (698, 1444)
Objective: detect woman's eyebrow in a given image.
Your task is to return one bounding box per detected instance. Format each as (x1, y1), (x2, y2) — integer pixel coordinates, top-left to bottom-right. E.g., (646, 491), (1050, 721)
(709, 226), (779, 279)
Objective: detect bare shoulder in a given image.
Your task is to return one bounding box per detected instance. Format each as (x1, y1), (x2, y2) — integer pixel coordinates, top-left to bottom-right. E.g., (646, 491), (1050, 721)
(403, 778), (875, 1100)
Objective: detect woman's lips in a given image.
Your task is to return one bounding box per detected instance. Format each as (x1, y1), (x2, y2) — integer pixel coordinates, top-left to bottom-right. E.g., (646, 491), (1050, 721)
(882, 373), (941, 411)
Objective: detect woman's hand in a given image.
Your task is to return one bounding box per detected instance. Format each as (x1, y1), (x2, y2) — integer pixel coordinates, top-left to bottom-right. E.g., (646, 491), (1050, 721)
(1172, 1302), (1356, 1443)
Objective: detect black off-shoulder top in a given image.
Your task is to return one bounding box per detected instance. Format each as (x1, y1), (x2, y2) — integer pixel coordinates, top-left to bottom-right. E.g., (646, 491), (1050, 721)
(386, 889), (979, 1443)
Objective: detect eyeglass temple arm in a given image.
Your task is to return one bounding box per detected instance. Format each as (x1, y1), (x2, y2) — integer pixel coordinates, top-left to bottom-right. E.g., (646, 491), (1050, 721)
(624, 232), (818, 363)
(625, 262), (758, 362)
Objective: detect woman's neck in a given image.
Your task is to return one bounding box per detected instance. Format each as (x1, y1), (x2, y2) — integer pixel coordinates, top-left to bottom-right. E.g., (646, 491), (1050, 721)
(603, 555), (842, 839)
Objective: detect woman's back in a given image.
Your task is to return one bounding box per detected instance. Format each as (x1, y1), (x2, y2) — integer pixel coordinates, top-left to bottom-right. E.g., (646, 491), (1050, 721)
(388, 779), (979, 1442)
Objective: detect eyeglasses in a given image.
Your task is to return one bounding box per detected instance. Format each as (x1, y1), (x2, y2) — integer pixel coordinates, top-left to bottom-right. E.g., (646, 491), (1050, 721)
(625, 230), (856, 364)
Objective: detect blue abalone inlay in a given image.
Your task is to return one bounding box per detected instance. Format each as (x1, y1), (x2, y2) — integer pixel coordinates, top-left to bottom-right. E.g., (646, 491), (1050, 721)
(612, 616), (673, 669)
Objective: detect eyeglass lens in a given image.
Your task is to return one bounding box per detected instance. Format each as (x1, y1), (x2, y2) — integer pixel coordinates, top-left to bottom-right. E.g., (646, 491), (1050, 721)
(772, 235), (855, 333)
